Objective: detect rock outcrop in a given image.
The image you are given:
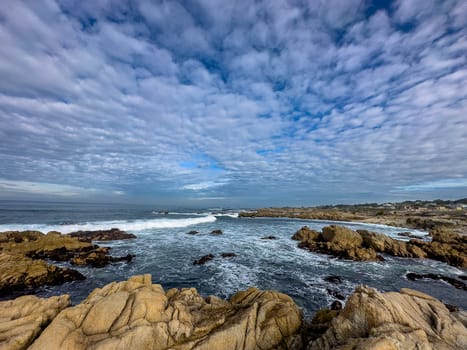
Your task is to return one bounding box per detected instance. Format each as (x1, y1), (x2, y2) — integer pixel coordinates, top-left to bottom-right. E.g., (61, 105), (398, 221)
(0, 252), (84, 294)
(293, 225), (467, 268)
(308, 286), (467, 350)
(30, 274), (303, 350)
(294, 225), (382, 261)
(0, 294), (70, 350)
(409, 228), (467, 268)
(1, 230), (134, 268)
(68, 228), (137, 242)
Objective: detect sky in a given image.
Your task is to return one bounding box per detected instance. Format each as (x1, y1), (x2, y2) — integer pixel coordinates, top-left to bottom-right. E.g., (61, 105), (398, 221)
(0, 0), (466, 207)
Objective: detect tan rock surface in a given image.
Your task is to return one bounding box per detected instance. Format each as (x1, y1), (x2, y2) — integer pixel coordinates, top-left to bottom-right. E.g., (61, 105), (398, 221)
(308, 286), (467, 350)
(30, 274), (302, 350)
(0, 294), (70, 350)
(0, 252), (84, 294)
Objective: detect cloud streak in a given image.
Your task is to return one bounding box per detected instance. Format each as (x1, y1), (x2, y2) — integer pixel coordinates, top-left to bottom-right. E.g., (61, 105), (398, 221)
(0, 0), (466, 205)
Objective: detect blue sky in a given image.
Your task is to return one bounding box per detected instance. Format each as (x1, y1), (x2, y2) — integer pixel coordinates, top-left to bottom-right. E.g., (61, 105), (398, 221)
(0, 0), (466, 207)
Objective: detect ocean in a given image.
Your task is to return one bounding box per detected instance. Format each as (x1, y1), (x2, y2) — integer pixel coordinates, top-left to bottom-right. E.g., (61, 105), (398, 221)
(0, 200), (465, 316)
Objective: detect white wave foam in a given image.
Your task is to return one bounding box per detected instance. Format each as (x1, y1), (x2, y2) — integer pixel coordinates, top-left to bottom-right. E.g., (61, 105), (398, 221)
(0, 215), (217, 234)
(214, 212), (239, 218)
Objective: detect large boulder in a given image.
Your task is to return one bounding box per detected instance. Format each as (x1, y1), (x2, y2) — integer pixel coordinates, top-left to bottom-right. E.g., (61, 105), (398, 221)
(0, 252), (84, 294)
(291, 226), (319, 242)
(308, 286), (467, 350)
(30, 274), (303, 350)
(294, 225), (382, 262)
(322, 225), (363, 247)
(0, 294), (70, 350)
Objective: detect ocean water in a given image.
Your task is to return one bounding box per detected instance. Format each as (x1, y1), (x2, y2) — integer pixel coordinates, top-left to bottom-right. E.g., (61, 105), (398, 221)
(0, 200), (465, 316)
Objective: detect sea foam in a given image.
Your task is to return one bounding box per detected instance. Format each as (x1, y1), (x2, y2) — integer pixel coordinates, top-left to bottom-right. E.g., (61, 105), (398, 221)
(0, 215), (217, 233)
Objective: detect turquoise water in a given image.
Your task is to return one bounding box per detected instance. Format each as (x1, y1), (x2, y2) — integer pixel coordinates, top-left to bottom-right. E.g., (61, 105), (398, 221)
(0, 200), (465, 316)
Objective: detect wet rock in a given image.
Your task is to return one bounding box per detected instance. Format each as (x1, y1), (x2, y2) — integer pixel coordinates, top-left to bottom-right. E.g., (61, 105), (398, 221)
(29, 274), (302, 350)
(220, 252), (237, 258)
(406, 272), (467, 290)
(326, 289), (345, 301)
(0, 294), (70, 350)
(68, 228), (136, 242)
(210, 229), (223, 235)
(261, 235), (279, 240)
(324, 275), (343, 284)
(186, 230), (199, 235)
(193, 254), (215, 265)
(71, 248), (134, 268)
(410, 238), (467, 269)
(459, 275), (467, 281)
(330, 300), (342, 310)
(0, 252), (85, 295)
(308, 286), (467, 350)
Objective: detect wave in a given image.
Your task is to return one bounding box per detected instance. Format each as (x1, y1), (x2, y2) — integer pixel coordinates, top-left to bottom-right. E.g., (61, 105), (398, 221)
(0, 215), (217, 234)
(214, 212), (239, 218)
(151, 211), (239, 218)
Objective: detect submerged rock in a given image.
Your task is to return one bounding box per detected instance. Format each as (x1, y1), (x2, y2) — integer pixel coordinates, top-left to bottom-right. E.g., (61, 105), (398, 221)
(307, 286), (467, 350)
(220, 252), (237, 258)
(186, 230), (199, 235)
(406, 272), (467, 290)
(210, 229), (223, 235)
(261, 235), (279, 240)
(68, 228), (136, 242)
(193, 254), (215, 265)
(0, 294), (70, 350)
(323, 275), (343, 284)
(29, 274), (303, 350)
(0, 252), (84, 295)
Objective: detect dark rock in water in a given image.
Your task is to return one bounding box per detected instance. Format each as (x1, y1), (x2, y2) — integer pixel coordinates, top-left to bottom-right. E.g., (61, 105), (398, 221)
(397, 232), (412, 237)
(326, 288), (345, 301)
(193, 254), (215, 265)
(330, 300), (342, 310)
(220, 252), (237, 258)
(71, 248), (134, 268)
(186, 230), (199, 235)
(211, 229), (223, 235)
(68, 228), (136, 242)
(444, 303), (460, 312)
(406, 272), (467, 290)
(261, 235), (278, 240)
(324, 275), (343, 284)
(397, 232), (419, 239)
(459, 275), (467, 281)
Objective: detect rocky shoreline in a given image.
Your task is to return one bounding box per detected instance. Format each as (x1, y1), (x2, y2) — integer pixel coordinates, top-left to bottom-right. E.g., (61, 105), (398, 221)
(1, 223), (466, 349)
(291, 225), (467, 268)
(239, 204), (467, 236)
(0, 274), (465, 349)
(0, 229), (136, 295)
